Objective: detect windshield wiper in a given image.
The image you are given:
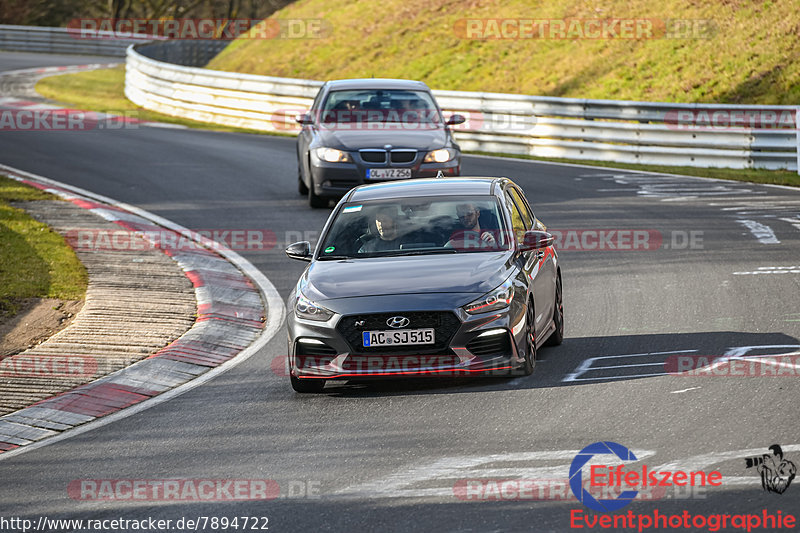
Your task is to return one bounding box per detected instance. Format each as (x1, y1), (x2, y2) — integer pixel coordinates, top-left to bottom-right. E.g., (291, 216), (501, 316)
(373, 249), (459, 257)
(316, 254), (354, 260)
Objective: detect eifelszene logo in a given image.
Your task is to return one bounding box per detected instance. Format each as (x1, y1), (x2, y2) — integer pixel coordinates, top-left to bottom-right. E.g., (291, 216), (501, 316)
(569, 441), (639, 512)
(744, 444), (797, 494)
(569, 441), (723, 512)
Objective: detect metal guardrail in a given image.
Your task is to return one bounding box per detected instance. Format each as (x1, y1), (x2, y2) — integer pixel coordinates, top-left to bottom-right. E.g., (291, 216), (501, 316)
(0, 24), (157, 57)
(133, 40), (229, 67)
(125, 41), (798, 170)
(5, 25), (794, 171)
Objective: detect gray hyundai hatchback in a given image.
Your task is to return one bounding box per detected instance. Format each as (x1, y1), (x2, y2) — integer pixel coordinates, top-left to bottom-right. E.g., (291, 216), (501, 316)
(284, 177), (563, 392)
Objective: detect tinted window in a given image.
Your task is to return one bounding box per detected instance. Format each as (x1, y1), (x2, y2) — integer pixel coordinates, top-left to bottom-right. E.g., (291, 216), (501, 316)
(504, 191), (528, 244)
(318, 195), (510, 258)
(508, 187), (533, 229)
(319, 89), (442, 124)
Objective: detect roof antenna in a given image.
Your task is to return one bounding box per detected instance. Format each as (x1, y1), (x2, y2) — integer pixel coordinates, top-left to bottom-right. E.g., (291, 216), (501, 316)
(435, 170), (445, 179)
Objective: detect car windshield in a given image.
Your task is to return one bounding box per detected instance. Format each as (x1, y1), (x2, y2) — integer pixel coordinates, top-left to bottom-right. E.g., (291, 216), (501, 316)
(317, 195), (511, 259)
(319, 89), (442, 124)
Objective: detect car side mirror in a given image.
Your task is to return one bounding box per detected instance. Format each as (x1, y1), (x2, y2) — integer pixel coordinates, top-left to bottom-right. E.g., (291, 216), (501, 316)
(295, 113), (315, 125)
(446, 114), (466, 126)
(519, 230), (554, 252)
(285, 241), (312, 261)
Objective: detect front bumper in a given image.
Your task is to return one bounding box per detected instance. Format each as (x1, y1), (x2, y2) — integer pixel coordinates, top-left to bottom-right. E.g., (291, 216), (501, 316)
(287, 297), (528, 381)
(310, 157), (460, 198)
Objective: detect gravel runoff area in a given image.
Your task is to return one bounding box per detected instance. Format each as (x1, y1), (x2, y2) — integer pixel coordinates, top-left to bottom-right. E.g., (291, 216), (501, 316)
(0, 175), (266, 453)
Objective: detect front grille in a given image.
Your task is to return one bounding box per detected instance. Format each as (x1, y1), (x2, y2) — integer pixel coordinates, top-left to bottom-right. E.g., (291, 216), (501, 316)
(360, 150), (386, 163)
(390, 150), (416, 163)
(327, 179), (359, 188)
(336, 311), (461, 355)
(466, 332), (512, 356)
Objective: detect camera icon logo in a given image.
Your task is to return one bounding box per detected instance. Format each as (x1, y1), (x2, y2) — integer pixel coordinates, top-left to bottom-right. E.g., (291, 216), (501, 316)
(744, 444), (797, 495)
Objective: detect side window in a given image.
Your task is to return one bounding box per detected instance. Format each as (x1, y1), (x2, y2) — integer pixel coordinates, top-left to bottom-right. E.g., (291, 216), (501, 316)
(310, 87), (325, 113)
(504, 191), (528, 244)
(508, 188), (533, 229)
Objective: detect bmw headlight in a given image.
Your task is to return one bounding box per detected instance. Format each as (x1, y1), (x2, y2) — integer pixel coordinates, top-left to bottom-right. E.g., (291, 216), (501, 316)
(295, 292), (334, 321)
(315, 147), (351, 163)
(423, 148), (455, 163)
(463, 277), (515, 315)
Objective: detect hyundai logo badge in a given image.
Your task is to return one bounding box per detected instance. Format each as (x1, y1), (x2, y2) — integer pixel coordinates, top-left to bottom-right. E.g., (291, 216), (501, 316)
(386, 316), (410, 328)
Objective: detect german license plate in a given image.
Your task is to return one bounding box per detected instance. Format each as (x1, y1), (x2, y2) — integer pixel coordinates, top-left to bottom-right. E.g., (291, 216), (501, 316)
(362, 328), (435, 347)
(367, 168), (412, 180)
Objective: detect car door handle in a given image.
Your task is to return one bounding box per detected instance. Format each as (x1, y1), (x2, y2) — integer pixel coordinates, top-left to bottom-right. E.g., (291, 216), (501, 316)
(536, 251), (545, 258)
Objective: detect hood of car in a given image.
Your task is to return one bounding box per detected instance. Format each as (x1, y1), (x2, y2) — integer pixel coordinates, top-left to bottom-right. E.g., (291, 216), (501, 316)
(315, 127), (449, 152)
(301, 252), (512, 303)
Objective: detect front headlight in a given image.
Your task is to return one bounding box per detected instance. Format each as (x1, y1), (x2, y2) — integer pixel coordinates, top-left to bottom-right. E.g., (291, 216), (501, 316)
(424, 148), (455, 163)
(295, 292), (334, 321)
(463, 277), (515, 315)
(315, 147), (351, 163)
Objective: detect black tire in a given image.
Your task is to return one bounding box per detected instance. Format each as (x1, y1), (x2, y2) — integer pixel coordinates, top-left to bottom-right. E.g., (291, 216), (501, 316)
(307, 181), (328, 208)
(290, 374), (325, 393)
(298, 166), (309, 195)
(522, 301), (536, 375)
(545, 273), (564, 346)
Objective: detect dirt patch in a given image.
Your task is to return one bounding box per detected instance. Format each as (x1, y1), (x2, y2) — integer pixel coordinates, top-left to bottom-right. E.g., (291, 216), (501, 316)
(0, 298), (83, 358)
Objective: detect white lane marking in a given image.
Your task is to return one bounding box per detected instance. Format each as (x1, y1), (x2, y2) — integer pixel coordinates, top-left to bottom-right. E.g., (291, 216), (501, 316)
(335, 450), (656, 499)
(562, 349), (697, 382)
(737, 219), (780, 244)
(680, 344), (800, 372)
(336, 444), (800, 499)
(779, 216), (800, 231)
(0, 163), (284, 462)
(734, 266), (800, 275)
(564, 345), (800, 382)
(738, 356), (800, 371)
(722, 345), (800, 358)
(670, 387), (701, 394)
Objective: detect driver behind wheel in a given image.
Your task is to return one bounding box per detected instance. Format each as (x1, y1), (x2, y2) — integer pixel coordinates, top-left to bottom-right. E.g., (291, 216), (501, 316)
(446, 202), (500, 249)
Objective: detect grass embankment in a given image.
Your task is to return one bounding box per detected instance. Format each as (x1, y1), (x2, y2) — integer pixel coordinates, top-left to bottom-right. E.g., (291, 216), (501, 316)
(208, 0), (800, 105)
(0, 176), (87, 319)
(34, 0), (800, 187)
(35, 66), (277, 134)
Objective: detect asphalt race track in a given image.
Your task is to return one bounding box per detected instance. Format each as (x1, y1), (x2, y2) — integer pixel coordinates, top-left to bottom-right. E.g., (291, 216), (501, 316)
(1, 52), (799, 532)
